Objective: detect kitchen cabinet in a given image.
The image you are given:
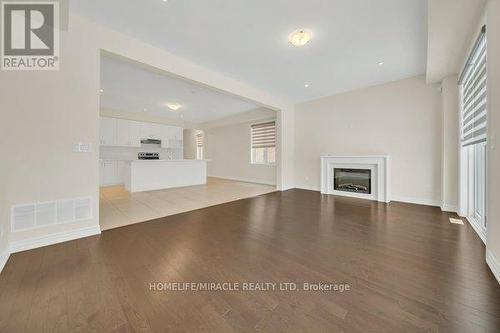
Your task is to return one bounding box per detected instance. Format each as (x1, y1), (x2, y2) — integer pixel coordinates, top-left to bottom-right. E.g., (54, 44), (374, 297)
(99, 117), (116, 146)
(99, 117), (183, 149)
(162, 126), (183, 148)
(100, 161), (117, 186)
(140, 122), (160, 140)
(116, 119), (130, 147)
(129, 121), (143, 147)
(116, 119), (141, 147)
(100, 160), (127, 186)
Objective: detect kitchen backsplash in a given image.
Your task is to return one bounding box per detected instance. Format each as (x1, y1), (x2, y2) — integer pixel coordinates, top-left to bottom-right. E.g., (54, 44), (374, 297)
(100, 144), (183, 161)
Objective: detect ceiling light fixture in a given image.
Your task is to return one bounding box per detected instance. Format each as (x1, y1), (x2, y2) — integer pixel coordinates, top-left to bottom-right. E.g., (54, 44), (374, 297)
(166, 103), (182, 111)
(289, 29), (312, 47)
(304, 83), (310, 88)
(378, 62), (384, 66)
(99, 89), (104, 93)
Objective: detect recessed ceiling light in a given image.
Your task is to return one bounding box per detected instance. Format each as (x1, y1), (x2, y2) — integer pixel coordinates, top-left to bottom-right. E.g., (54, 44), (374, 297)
(166, 103), (182, 111)
(162, 0), (168, 2)
(304, 83), (310, 88)
(378, 62), (384, 66)
(99, 89), (104, 93)
(289, 29), (312, 47)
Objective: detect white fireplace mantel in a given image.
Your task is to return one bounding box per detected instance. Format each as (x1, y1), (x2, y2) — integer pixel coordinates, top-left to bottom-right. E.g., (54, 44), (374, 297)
(320, 155), (391, 203)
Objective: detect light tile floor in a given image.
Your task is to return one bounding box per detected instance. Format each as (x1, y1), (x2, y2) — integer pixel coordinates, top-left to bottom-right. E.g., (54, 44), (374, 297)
(99, 177), (276, 230)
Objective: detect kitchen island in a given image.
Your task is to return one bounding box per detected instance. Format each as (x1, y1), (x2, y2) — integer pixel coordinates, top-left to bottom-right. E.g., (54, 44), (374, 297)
(124, 159), (207, 192)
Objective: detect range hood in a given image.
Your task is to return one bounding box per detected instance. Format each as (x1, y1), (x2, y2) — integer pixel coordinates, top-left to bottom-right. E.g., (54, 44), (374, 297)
(140, 138), (161, 145)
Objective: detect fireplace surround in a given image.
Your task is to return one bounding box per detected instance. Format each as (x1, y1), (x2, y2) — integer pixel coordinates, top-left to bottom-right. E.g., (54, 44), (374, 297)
(320, 155), (390, 202)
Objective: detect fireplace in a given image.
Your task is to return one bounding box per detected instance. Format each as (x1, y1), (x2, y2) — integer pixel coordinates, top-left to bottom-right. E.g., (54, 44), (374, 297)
(334, 168), (371, 194)
(321, 155), (390, 202)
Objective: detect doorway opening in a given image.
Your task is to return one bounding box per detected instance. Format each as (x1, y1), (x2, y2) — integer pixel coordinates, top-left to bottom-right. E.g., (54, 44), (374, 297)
(98, 53), (279, 230)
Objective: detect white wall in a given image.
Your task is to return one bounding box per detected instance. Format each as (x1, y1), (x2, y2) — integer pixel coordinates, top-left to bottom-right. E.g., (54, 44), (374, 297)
(201, 107), (276, 129)
(294, 75), (442, 206)
(101, 108), (198, 129)
(1, 18), (101, 246)
(486, 0), (500, 281)
(0, 13), (295, 258)
(441, 75), (460, 212)
(0, 139), (8, 269)
(205, 120), (276, 185)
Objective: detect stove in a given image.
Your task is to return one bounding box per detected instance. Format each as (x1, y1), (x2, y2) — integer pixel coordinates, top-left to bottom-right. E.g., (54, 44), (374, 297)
(138, 152), (159, 160)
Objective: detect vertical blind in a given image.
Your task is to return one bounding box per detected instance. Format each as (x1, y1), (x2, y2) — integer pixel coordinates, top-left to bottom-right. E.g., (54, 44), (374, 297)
(251, 121), (276, 148)
(196, 132), (203, 148)
(459, 26), (487, 147)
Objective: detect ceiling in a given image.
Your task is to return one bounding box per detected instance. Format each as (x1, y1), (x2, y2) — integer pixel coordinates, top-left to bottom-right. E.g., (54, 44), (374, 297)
(100, 55), (261, 123)
(426, 0), (487, 83)
(73, 0), (428, 103)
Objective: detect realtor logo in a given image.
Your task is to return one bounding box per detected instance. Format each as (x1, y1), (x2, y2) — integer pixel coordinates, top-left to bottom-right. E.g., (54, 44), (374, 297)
(1, 1), (59, 70)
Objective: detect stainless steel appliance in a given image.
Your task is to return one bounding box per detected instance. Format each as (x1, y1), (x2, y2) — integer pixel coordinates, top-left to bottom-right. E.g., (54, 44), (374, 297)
(140, 139), (162, 145)
(138, 152), (160, 160)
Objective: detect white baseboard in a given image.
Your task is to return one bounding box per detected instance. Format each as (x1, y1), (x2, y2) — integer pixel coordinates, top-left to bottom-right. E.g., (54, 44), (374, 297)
(9, 225), (101, 254)
(440, 203), (458, 213)
(294, 184), (320, 192)
(0, 248), (10, 275)
(390, 195), (440, 207)
(208, 175), (276, 187)
(294, 189), (441, 208)
(486, 250), (500, 285)
(466, 216), (487, 244)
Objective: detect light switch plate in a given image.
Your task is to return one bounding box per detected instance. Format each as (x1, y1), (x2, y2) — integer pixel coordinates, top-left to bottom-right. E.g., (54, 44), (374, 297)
(73, 143), (92, 153)
(79, 143), (92, 153)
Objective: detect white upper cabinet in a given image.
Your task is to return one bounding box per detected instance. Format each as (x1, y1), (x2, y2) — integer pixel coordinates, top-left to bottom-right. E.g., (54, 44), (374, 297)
(129, 121), (142, 147)
(117, 119), (142, 147)
(160, 126), (183, 148)
(99, 117), (183, 148)
(99, 117), (117, 146)
(116, 119), (130, 146)
(140, 122), (161, 140)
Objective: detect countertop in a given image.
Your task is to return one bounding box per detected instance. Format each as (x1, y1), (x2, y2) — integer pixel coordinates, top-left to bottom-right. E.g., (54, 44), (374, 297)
(100, 159), (208, 162)
(130, 159), (208, 163)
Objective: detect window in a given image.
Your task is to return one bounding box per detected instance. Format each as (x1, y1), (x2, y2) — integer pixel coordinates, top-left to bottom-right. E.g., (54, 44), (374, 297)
(196, 131), (204, 160)
(459, 25), (488, 236)
(251, 121), (276, 165)
(460, 25), (487, 148)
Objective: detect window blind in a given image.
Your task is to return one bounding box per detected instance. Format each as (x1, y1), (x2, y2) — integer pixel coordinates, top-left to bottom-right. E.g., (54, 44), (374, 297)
(196, 133), (203, 148)
(251, 121), (276, 148)
(459, 26), (487, 147)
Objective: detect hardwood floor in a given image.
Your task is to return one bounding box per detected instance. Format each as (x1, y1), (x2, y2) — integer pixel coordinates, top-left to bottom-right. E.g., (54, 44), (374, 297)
(1, 189), (499, 332)
(100, 177), (276, 230)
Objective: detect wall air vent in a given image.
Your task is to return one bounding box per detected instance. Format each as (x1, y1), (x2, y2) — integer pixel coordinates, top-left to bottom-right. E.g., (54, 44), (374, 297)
(75, 197), (92, 221)
(57, 199), (75, 224)
(36, 202), (57, 227)
(11, 197), (93, 232)
(11, 204), (36, 231)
